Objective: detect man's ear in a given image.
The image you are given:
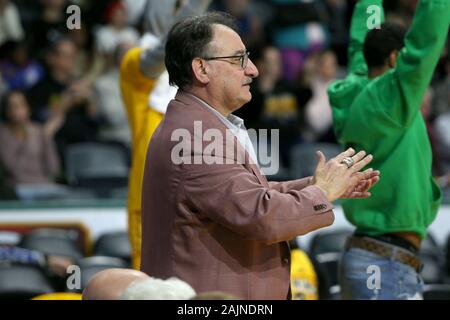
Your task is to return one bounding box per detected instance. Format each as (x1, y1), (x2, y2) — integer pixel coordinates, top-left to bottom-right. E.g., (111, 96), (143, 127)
(388, 50), (399, 69)
(192, 58), (210, 85)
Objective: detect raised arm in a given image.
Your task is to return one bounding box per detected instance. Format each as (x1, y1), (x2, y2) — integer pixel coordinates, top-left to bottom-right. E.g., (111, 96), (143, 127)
(390, 0), (450, 127)
(348, 0), (384, 75)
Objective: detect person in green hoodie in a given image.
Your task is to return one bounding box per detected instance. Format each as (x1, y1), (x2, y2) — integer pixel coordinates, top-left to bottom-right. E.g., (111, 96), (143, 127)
(328, 0), (449, 299)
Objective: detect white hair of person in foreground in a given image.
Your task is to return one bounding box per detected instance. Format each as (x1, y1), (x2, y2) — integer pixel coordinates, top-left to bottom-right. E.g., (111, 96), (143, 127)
(119, 276), (196, 300)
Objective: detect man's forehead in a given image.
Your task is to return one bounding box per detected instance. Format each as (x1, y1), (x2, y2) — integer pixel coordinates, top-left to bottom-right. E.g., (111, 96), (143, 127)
(210, 24), (245, 53)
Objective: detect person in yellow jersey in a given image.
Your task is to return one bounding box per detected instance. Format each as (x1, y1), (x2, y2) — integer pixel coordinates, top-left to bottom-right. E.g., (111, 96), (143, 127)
(289, 240), (319, 300)
(120, 0), (212, 269)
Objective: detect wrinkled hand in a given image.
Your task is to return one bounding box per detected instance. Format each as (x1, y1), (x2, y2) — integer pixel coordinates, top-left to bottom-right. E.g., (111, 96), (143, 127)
(311, 148), (374, 202)
(341, 168), (380, 198)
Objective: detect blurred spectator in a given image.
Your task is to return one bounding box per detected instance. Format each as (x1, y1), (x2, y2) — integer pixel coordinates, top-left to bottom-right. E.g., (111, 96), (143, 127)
(321, 0), (348, 66)
(303, 50), (338, 143)
(0, 41), (45, 91)
(94, 1), (139, 60)
(0, 245), (73, 277)
(270, 0), (328, 81)
(0, 70), (6, 97)
(123, 0), (147, 27)
(29, 0), (70, 59)
(421, 88), (439, 171)
(27, 38), (101, 160)
(0, 90), (60, 187)
(433, 112), (450, 180)
(236, 46), (303, 167)
(0, 161), (16, 200)
(432, 53), (450, 118)
(214, 0), (265, 50)
(27, 38), (78, 122)
(0, 0), (25, 46)
(290, 242), (319, 300)
(68, 24), (103, 84)
(94, 43), (132, 148)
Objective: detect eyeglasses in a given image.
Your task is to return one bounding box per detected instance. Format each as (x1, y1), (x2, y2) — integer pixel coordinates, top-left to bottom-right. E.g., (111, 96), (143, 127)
(203, 51), (250, 70)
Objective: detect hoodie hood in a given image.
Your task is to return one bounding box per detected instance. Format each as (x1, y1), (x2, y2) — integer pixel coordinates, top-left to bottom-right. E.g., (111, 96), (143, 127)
(328, 75), (370, 141)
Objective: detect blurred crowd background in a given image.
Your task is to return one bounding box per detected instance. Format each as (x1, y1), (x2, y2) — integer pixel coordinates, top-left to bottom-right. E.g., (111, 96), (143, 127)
(0, 0), (449, 300)
(0, 0), (449, 202)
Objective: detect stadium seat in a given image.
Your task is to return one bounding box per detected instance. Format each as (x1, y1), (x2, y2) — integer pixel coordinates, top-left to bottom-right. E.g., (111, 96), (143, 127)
(65, 142), (129, 190)
(312, 252), (341, 300)
(68, 256), (128, 292)
(290, 143), (342, 178)
(421, 254), (444, 284)
(309, 229), (352, 300)
(19, 228), (84, 260)
(445, 233), (450, 277)
(420, 233), (445, 284)
(423, 284), (450, 300)
(0, 265), (55, 299)
(93, 231), (131, 263)
(309, 228), (353, 257)
(421, 232), (441, 256)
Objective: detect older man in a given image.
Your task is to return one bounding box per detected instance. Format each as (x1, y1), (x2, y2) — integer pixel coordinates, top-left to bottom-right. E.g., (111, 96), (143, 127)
(120, 0), (211, 269)
(140, 12), (379, 300)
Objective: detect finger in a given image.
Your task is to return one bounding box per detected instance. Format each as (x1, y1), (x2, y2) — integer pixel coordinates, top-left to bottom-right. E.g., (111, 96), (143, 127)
(350, 150), (367, 164)
(357, 168), (374, 180)
(369, 176), (380, 187)
(359, 192), (371, 198)
(343, 191), (371, 199)
(355, 180), (369, 192)
(334, 148), (356, 163)
(361, 175), (380, 192)
(349, 154), (373, 173)
(350, 191), (371, 198)
(366, 170), (380, 180)
(316, 151), (326, 168)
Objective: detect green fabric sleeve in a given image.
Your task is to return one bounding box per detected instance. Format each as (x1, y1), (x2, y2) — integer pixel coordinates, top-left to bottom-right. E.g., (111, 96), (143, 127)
(389, 0), (450, 127)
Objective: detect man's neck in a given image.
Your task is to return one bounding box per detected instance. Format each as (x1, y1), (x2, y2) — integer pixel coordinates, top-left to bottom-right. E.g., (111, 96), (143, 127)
(184, 88), (231, 118)
(368, 65), (390, 79)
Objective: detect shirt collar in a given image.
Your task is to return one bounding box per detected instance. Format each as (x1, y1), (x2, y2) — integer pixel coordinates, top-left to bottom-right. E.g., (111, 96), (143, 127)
(185, 93), (246, 131)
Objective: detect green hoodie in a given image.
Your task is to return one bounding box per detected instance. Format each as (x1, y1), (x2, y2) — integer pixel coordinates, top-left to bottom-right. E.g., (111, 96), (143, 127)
(328, 0), (449, 238)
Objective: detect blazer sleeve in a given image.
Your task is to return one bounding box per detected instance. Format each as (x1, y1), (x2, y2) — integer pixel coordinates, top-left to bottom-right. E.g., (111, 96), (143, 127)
(182, 157), (334, 245)
(268, 177), (312, 193)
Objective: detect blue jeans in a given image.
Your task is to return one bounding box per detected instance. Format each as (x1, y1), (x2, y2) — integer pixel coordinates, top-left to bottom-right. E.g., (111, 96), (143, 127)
(339, 247), (425, 300)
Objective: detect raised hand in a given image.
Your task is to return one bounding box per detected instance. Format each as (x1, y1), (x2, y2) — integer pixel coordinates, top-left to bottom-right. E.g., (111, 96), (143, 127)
(341, 168), (380, 199)
(311, 148), (376, 202)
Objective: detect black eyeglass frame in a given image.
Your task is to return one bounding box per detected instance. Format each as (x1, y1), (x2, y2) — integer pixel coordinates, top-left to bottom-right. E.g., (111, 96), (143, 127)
(202, 51), (250, 69)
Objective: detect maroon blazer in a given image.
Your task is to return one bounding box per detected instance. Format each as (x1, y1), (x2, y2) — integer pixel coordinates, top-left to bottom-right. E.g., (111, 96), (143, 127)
(140, 91), (334, 299)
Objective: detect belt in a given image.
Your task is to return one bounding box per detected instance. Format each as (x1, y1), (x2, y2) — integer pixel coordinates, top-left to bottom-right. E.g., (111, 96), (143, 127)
(345, 236), (423, 272)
